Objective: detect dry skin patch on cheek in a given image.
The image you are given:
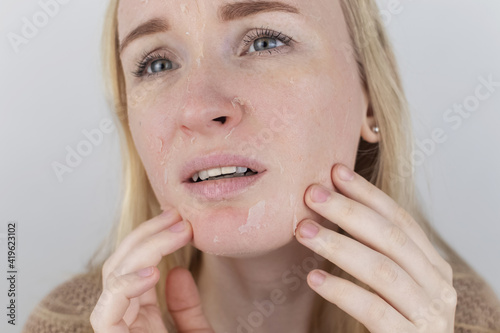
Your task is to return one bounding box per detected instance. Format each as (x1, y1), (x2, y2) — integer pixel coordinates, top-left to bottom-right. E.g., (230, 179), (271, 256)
(238, 200), (266, 234)
(138, 133), (167, 190)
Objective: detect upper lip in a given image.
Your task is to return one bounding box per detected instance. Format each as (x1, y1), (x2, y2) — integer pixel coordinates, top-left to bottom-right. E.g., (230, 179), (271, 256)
(181, 153), (267, 182)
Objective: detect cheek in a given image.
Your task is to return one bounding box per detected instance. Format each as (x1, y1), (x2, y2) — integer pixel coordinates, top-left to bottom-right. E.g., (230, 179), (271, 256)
(276, 68), (363, 178)
(127, 106), (179, 199)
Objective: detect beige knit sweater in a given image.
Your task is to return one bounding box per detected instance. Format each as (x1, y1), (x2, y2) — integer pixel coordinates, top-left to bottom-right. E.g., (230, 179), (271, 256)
(22, 262), (500, 333)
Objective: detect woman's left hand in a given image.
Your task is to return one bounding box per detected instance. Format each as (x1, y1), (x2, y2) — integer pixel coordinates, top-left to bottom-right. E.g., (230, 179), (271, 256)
(295, 163), (457, 332)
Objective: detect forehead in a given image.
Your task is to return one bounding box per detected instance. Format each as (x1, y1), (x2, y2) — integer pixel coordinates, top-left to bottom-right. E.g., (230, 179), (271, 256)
(117, 0), (339, 40)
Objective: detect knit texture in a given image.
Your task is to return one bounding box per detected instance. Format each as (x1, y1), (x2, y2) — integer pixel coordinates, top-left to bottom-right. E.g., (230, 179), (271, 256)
(22, 263), (500, 332)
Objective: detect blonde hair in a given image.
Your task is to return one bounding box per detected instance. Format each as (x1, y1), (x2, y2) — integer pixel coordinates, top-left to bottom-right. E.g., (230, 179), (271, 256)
(87, 0), (468, 331)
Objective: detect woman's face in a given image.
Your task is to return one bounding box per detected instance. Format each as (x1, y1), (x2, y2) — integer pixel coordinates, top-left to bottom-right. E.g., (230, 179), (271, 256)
(117, 0), (374, 257)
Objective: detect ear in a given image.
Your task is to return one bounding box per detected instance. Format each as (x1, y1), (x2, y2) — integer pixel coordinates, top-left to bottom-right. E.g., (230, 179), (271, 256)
(359, 87), (380, 144)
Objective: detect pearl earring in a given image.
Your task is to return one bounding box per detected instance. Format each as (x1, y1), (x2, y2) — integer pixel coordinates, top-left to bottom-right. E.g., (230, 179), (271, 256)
(372, 126), (380, 134)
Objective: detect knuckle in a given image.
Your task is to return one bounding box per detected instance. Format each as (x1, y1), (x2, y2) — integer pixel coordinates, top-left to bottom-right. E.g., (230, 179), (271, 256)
(143, 236), (155, 249)
(334, 282), (350, 301)
(107, 271), (130, 294)
(367, 299), (389, 322)
(404, 279), (421, 299)
(393, 206), (415, 229)
(386, 225), (408, 249)
(364, 182), (377, 197)
(373, 258), (399, 284)
(440, 283), (458, 307)
(340, 200), (356, 218)
(316, 231), (342, 255)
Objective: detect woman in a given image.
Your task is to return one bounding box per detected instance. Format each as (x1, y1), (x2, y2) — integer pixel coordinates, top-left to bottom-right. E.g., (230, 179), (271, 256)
(23, 0), (500, 332)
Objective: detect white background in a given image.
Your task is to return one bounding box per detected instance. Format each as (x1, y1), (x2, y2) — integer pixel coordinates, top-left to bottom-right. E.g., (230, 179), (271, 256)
(1, 0), (499, 331)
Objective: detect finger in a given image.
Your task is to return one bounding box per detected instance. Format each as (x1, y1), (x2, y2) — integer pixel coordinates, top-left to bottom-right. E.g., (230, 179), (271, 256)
(104, 209), (183, 277)
(91, 266), (159, 333)
(296, 220), (429, 320)
(166, 267), (214, 333)
(306, 269), (415, 333)
(112, 220), (192, 277)
(304, 184), (445, 293)
(330, 163), (449, 273)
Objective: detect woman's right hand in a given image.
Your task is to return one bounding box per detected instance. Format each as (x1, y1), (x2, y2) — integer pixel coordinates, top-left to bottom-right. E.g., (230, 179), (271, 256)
(90, 208), (213, 333)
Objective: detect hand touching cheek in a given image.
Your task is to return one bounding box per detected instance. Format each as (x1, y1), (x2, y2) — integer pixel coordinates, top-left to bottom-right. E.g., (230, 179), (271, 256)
(296, 164), (457, 333)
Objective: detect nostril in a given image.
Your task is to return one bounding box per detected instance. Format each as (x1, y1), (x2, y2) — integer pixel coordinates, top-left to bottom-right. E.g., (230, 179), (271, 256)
(213, 116), (227, 125)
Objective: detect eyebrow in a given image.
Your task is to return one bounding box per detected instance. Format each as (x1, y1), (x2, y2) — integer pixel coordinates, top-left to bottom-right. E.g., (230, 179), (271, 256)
(119, 1), (301, 54)
(219, 1), (300, 21)
(119, 18), (169, 54)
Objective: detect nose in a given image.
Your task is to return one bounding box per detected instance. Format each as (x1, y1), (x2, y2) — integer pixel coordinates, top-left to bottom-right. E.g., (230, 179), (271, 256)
(177, 63), (244, 138)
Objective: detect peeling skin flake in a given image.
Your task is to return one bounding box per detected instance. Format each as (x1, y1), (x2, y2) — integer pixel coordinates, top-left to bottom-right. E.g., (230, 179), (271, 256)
(158, 138), (163, 153)
(279, 161), (284, 174)
(225, 128), (235, 139)
(213, 235), (219, 243)
(231, 97), (255, 114)
(239, 200), (266, 234)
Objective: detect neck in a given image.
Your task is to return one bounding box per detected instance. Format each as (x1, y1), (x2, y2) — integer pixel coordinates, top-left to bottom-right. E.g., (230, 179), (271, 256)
(197, 238), (327, 333)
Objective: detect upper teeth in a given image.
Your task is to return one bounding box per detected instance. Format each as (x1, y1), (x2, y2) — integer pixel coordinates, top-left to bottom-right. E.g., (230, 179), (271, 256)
(192, 166), (253, 182)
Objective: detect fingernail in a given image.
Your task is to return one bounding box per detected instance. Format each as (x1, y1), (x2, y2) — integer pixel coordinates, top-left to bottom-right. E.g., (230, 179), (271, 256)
(311, 185), (330, 203)
(137, 266), (154, 277)
(338, 165), (354, 181)
(309, 270), (326, 287)
(299, 222), (319, 239)
(168, 220), (186, 232)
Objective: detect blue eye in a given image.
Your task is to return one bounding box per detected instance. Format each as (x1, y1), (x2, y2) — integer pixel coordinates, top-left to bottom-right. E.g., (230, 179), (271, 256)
(148, 59), (172, 74)
(132, 26), (294, 78)
(244, 27), (294, 55)
(132, 51), (173, 78)
(248, 37), (284, 53)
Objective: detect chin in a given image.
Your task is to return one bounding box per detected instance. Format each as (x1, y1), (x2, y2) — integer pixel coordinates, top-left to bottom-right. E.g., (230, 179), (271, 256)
(177, 193), (303, 258)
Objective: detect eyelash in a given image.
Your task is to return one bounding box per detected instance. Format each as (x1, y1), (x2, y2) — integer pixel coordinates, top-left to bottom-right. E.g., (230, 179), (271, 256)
(132, 26), (295, 78)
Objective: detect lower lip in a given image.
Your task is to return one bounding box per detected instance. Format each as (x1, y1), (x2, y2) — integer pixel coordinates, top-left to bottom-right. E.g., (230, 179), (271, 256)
(183, 171), (266, 200)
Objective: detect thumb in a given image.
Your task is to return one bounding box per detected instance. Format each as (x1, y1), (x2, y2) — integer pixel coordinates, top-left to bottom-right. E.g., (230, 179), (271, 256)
(165, 266), (214, 333)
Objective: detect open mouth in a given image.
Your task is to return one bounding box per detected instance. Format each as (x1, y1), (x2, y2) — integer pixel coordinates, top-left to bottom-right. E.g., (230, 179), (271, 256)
(190, 166), (259, 183)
